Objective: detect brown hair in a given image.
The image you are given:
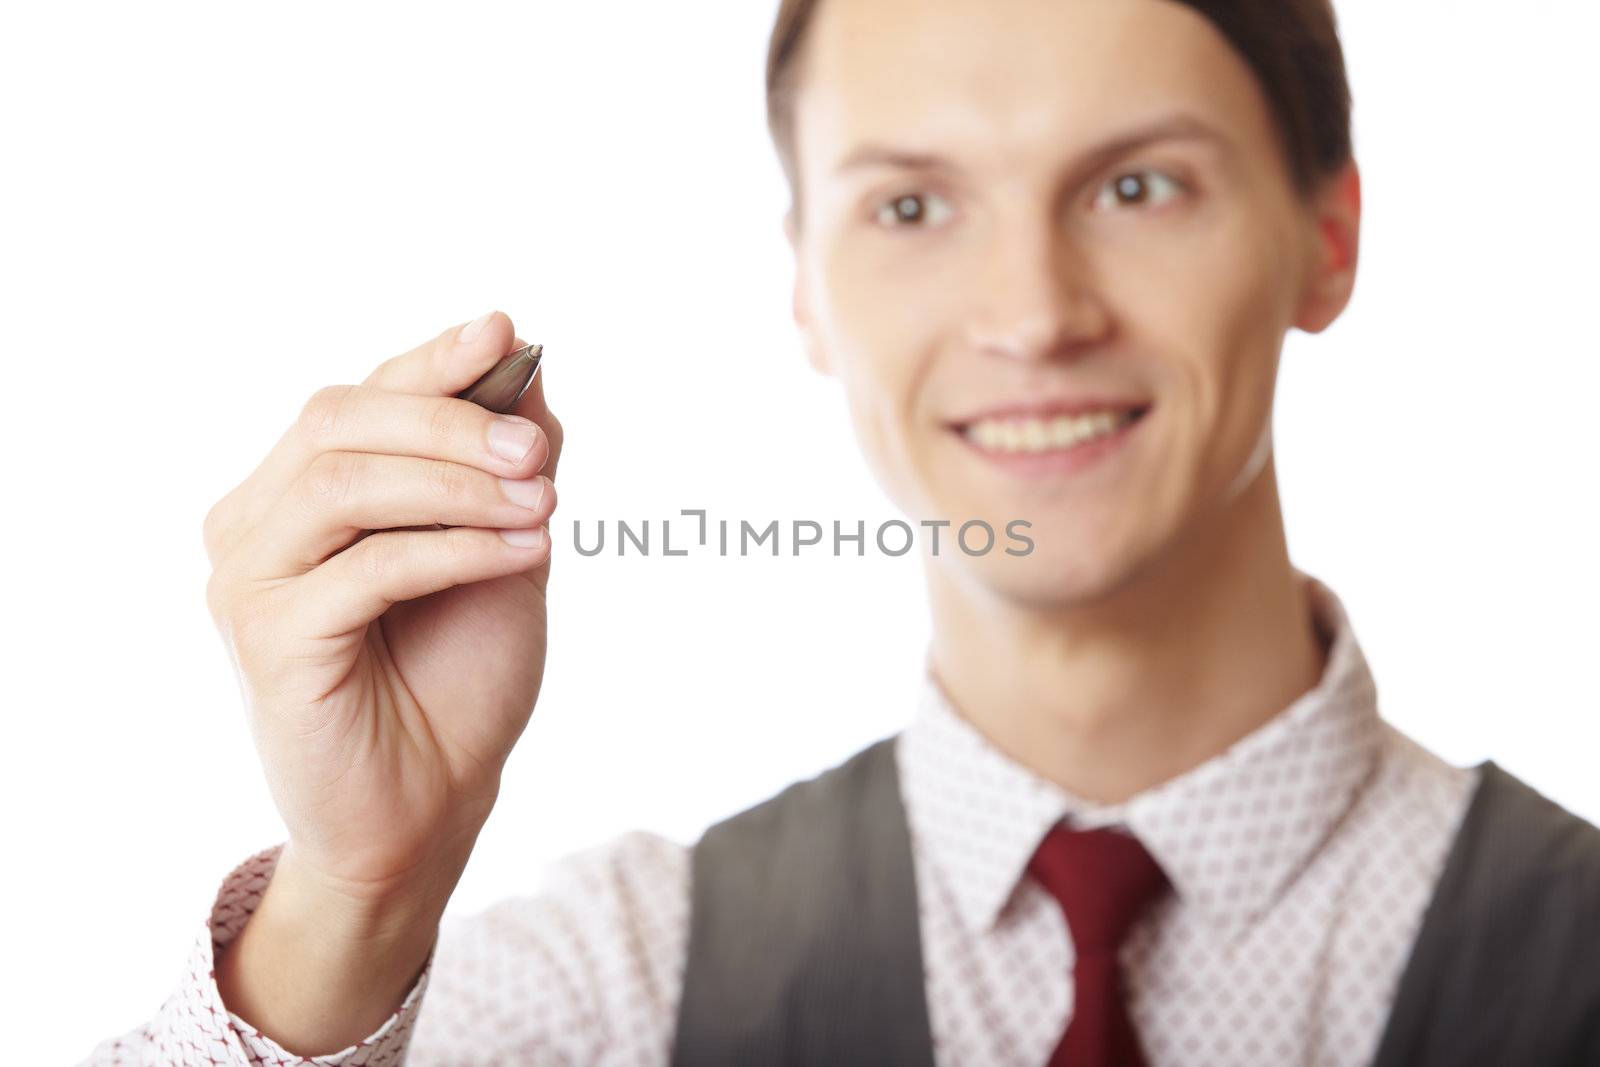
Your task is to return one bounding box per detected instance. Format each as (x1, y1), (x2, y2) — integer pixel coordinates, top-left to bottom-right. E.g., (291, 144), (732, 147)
(765, 0), (1353, 227)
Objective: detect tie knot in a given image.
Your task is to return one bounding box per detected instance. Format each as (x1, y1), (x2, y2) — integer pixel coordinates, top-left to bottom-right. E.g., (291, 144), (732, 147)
(1026, 823), (1170, 954)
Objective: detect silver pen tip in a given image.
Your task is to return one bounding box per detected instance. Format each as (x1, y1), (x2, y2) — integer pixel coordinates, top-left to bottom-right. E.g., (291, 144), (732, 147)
(455, 342), (545, 414)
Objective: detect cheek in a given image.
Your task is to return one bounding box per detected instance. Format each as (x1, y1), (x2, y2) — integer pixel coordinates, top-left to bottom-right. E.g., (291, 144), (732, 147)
(1105, 208), (1292, 487)
(1207, 224), (1296, 467)
(818, 231), (949, 361)
(815, 238), (947, 506)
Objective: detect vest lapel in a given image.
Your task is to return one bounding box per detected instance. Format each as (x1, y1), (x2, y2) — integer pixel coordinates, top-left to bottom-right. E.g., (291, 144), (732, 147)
(671, 734), (936, 1066)
(1371, 759), (1600, 1066)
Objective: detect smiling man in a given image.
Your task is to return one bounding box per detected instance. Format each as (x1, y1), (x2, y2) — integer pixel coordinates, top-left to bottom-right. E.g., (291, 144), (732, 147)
(783, 0), (1346, 810)
(86, 1), (1600, 1065)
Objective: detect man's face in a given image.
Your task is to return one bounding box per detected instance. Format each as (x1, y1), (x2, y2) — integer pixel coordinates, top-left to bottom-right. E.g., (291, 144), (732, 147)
(787, 0), (1354, 605)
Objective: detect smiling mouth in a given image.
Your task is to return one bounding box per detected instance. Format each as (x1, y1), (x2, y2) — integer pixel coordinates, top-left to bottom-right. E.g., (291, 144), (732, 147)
(951, 405), (1151, 455)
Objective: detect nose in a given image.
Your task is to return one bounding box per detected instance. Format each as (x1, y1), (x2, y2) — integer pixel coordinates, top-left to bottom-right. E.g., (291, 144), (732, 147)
(963, 220), (1110, 363)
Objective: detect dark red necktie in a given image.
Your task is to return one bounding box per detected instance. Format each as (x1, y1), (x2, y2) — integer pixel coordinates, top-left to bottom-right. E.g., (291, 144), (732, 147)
(1026, 823), (1171, 1067)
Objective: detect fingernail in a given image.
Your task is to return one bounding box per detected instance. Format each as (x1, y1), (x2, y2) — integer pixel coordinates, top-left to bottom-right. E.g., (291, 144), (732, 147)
(488, 416), (538, 463)
(499, 476), (546, 510)
(500, 526), (548, 549)
(459, 310), (496, 344)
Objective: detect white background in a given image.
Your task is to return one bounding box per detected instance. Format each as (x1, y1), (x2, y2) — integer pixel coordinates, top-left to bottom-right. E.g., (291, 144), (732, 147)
(2, 1), (1596, 1058)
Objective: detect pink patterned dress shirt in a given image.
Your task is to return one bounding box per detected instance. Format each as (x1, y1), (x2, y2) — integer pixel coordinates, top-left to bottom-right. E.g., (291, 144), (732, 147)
(82, 570), (1479, 1066)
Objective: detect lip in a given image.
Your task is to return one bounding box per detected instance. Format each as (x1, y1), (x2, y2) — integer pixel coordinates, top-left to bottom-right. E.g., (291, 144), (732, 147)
(950, 406), (1150, 479)
(948, 396), (1151, 427)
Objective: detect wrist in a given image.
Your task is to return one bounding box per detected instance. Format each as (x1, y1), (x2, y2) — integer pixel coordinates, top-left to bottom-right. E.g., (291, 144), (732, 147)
(212, 842), (465, 1056)
(266, 846), (449, 954)
(270, 839), (467, 942)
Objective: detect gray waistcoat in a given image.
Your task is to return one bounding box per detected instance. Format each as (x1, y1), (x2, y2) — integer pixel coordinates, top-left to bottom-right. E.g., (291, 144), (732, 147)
(669, 735), (1600, 1066)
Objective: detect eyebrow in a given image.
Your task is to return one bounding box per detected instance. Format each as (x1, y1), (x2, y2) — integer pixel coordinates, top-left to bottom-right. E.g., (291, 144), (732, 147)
(831, 111), (1234, 179)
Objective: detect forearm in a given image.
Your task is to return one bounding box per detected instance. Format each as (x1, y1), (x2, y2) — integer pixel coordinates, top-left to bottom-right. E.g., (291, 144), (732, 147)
(214, 842), (454, 1056)
(82, 829), (690, 1066)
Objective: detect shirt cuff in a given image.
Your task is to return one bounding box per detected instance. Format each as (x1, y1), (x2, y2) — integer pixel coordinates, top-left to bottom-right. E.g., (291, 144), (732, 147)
(169, 843), (434, 1066)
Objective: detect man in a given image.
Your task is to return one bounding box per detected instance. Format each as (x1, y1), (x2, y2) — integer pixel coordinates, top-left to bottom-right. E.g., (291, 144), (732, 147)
(85, 1), (1600, 1064)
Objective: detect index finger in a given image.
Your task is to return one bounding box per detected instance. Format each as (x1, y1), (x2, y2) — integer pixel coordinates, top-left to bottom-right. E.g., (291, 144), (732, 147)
(205, 314), (534, 560)
(363, 310), (518, 397)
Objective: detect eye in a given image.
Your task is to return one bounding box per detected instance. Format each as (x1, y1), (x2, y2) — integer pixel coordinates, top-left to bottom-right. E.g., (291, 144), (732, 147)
(873, 191), (954, 230)
(1091, 168), (1185, 212)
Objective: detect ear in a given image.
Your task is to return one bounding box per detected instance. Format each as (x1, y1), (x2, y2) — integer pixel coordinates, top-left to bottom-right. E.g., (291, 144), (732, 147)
(785, 210), (834, 377)
(1293, 159), (1362, 335)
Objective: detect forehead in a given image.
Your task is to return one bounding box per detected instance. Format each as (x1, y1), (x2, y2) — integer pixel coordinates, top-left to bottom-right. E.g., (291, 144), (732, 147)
(793, 0), (1278, 176)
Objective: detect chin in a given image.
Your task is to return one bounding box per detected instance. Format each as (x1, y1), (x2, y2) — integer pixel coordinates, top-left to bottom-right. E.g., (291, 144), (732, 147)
(935, 536), (1146, 611)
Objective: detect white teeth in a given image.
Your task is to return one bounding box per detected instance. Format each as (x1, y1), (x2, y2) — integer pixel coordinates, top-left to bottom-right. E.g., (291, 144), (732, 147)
(963, 410), (1138, 454)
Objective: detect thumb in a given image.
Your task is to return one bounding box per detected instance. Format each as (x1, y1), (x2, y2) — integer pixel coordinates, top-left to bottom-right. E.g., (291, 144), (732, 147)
(506, 338), (564, 484)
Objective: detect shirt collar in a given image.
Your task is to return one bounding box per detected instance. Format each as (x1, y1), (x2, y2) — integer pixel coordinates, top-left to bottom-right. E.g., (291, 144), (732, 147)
(897, 569), (1385, 945)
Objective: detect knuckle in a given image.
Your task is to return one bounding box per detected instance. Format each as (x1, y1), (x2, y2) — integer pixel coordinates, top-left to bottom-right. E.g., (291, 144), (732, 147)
(300, 450), (358, 512)
(424, 458), (471, 504)
(228, 592), (282, 674)
(349, 530), (397, 585)
(204, 570), (234, 629)
(202, 497), (232, 559)
(205, 570), (272, 659)
(432, 526), (478, 570)
(296, 384), (359, 446)
(423, 397), (470, 446)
